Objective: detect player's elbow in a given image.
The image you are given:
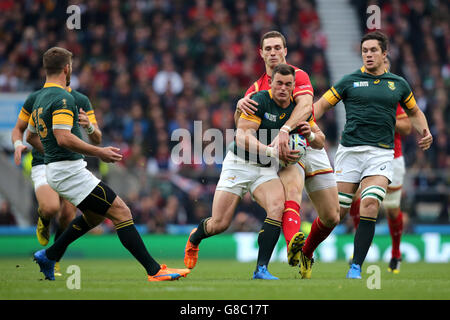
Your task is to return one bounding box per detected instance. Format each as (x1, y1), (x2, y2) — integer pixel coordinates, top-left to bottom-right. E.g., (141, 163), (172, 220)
(25, 131), (35, 146)
(54, 131), (70, 148)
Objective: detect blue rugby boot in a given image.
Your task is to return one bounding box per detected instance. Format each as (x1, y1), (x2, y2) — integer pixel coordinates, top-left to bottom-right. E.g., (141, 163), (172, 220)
(252, 265), (279, 280)
(346, 263), (362, 279)
(33, 249), (56, 280)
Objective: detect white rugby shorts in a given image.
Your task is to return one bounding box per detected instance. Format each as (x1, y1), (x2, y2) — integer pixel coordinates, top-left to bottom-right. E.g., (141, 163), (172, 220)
(30, 164), (48, 191)
(298, 147), (336, 193)
(334, 144), (394, 184)
(216, 151), (279, 198)
(46, 159), (100, 206)
(383, 156), (406, 208)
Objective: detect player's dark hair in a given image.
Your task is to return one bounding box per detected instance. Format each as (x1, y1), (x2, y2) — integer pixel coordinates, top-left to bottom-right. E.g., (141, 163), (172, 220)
(272, 63), (295, 79)
(360, 31), (389, 52)
(260, 31), (286, 49)
(43, 47), (73, 76)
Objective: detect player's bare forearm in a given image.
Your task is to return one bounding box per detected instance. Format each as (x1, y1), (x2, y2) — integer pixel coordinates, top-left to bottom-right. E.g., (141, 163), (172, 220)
(235, 121), (268, 156)
(313, 97), (333, 120)
(25, 131), (44, 154)
(308, 125), (325, 149)
(87, 124), (102, 145)
(395, 117), (412, 136)
(405, 105), (433, 150)
(283, 94), (313, 129)
(11, 119), (27, 144)
(54, 129), (101, 157)
(297, 121), (325, 150)
(405, 106), (430, 135)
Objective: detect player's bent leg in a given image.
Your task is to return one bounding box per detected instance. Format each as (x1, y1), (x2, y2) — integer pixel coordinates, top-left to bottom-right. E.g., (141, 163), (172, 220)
(53, 199), (78, 276)
(299, 186), (340, 278)
(278, 165), (304, 254)
(185, 190), (240, 269)
(35, 185), (61, 246)
(251, 179), (285, 280)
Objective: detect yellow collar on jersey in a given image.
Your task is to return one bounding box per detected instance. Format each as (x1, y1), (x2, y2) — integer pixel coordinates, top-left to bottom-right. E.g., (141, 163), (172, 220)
(43, 82), (65, 89)
(360, 66), (388, 74)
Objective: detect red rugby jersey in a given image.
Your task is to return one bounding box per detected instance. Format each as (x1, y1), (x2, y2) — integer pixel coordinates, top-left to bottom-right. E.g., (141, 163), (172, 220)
(245, 64), (314, 98)
(394, 104), (407, 158)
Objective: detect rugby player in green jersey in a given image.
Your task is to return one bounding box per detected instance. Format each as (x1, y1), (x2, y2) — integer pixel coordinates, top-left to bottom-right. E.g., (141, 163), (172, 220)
(236, 31), (340, 279)
(314, 31), (432, 279)
(27, 47), (190, 282)
(11, 82), (101, 276)
(184, 64), (325, 280)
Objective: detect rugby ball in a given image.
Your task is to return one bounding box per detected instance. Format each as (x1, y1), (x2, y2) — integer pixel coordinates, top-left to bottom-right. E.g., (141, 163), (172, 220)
(280, 133), (307, 167)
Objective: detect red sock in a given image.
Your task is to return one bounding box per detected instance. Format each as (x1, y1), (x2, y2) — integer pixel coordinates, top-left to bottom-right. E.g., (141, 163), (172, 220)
(302, 217), (334, 259)
(388, 210), (403, 259)
(282, 200), (301, 247)
(349, 197), (361, 229)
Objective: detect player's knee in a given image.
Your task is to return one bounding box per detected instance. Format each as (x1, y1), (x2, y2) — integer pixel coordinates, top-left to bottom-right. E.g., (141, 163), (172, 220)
(360, 198), (379, 216)
(360, 186), (386, 217)
(321, 210), (340, 227)
(108, 197), (132, 224)
(285, 186), (302, 203)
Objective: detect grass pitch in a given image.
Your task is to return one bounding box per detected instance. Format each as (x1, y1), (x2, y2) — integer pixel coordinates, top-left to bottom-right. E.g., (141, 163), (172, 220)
(0, 258), (449, 300)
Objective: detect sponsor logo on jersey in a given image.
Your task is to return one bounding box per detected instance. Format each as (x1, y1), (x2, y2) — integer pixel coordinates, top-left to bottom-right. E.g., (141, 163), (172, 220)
(279, 113), (286, 119)
(353, 81), (369, 87)
(264, 112), (277, 122)
(374, 79), (380, 84)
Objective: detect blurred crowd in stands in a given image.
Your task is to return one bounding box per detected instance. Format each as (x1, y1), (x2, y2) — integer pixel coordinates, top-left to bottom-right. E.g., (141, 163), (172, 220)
(0, 0), (448, 230)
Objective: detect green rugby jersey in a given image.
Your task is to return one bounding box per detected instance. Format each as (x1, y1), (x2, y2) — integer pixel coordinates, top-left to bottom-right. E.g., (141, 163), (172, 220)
(18, 86), (96, 166)
(323, 66), (416, 149)
(28, 83), (84, 164)
(230, 90), (298, 165)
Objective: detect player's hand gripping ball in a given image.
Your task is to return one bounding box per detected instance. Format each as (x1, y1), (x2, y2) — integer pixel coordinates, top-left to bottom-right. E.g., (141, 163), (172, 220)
(280, 133), (307, 167)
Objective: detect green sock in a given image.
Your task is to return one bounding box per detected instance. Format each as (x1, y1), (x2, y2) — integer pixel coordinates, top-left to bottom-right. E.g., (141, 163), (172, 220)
(189, 218), (212, 246)
(352, 216), (377, 267)
(256, 218), (281, 267)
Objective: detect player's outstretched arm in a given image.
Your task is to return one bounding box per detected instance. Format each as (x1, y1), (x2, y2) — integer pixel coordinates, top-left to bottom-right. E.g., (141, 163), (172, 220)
(53, 129), (122, 163)
(404, 105), (433, 150)
(312, 96), (333, 121)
